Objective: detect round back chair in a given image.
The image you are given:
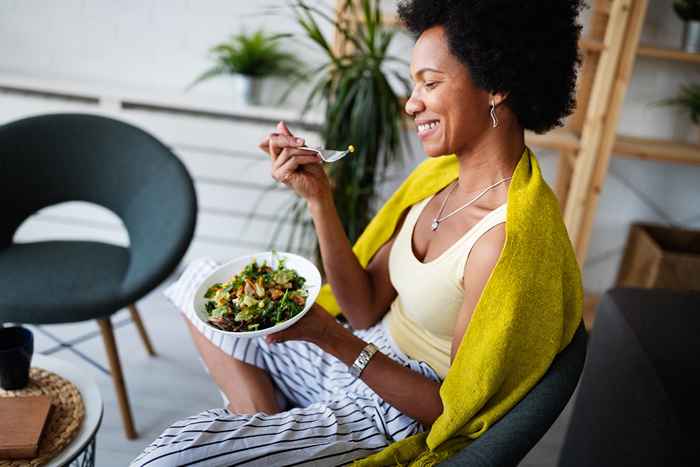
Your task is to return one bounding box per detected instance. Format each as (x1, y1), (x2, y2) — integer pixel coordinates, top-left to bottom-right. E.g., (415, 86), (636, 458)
(0, 113), (197, 439)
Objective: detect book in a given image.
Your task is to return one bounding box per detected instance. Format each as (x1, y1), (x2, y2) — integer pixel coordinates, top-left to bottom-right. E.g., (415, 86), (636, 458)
(0, 395), (52, 459)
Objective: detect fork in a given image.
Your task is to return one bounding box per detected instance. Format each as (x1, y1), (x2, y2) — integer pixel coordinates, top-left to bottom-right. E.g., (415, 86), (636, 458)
(299, 145), (355, 163)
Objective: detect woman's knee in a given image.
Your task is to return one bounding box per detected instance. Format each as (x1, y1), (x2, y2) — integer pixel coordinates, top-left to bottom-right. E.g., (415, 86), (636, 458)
(132, 410), (230, 466)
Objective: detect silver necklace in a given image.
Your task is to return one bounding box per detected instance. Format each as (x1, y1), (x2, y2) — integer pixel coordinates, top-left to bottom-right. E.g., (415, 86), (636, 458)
(431, 177), (512, 231)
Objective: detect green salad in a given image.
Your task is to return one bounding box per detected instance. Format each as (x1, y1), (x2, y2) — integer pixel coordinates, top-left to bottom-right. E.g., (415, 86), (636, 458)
(203, 258), (307, 332)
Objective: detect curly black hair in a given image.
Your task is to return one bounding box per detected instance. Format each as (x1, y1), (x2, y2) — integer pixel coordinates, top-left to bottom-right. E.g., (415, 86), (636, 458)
(398, 0), (584, 134)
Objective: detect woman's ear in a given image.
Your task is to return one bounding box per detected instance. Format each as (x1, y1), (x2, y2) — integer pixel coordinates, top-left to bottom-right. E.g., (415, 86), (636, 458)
(491, 92), (509, 107)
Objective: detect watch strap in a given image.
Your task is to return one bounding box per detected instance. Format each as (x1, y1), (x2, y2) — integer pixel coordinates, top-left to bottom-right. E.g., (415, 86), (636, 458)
(349, 343), (379, 379)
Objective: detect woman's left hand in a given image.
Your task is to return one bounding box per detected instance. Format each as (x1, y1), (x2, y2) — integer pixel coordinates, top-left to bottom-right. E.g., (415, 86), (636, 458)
(266, 303), (342, 346)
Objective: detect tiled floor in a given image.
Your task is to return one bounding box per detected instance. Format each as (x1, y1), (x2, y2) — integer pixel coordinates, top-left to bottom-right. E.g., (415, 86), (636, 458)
(27, 277), (575, 466)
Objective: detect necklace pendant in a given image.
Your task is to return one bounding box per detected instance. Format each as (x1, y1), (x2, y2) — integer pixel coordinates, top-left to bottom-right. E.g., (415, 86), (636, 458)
(431, 220), (439, 231)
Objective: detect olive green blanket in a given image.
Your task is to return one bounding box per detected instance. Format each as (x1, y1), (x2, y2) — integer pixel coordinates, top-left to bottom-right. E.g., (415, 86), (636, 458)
(316, 147), (583, 465)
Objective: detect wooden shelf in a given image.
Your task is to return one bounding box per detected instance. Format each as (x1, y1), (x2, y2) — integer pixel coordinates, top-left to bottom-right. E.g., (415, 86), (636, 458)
(580, 37), (700, 64)
(614, 134), (700, 165)
(527, 128), (700, 165)
(637, 45), (700, 64)
(526, 129), (580, 152)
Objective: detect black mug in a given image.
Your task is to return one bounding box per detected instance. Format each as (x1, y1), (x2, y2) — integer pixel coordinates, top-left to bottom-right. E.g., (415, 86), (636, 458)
(0, 326), (34, 390)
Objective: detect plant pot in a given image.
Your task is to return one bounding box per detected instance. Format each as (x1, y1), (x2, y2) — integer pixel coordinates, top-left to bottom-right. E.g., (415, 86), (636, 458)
(682, 20), (700, 53)
(233, 74), (263, 106)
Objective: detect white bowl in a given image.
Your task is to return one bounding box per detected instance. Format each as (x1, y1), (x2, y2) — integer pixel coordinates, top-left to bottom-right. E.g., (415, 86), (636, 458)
(192, 251), (321, 339)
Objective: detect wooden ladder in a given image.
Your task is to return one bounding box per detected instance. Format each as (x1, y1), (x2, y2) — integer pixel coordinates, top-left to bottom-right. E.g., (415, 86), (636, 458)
(558, 0), (650, 266)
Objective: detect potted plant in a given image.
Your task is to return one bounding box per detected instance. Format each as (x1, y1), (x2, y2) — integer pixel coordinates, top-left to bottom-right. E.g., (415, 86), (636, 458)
(189, 30), (301, 105)
(660, 83), (700, 141)
(674, 0), (700, 52)
(274, 0), (411, 254)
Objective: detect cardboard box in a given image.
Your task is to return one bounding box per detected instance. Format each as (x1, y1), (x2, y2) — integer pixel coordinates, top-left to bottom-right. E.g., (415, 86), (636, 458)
(616, 223), (700, 292)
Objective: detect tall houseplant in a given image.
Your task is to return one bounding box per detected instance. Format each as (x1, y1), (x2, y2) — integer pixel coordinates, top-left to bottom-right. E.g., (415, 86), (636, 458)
(674, 0), (700, 52)
(276, 0), (411, 254)
(190, 30), (301, 105)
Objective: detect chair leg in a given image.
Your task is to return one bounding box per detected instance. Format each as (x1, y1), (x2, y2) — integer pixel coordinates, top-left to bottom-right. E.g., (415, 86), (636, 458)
(128, 304), (157, 356)
(97, 317), (137, 439)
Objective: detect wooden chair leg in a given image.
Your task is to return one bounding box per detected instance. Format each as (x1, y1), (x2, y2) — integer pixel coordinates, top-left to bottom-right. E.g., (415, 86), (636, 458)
(97, 317), (137, 439)
(129, 304), (156, 356)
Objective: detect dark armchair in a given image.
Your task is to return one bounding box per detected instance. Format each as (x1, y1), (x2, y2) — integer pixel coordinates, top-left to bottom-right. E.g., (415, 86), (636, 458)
(0, 113), (197, 438)
(558, 288), (700, 467)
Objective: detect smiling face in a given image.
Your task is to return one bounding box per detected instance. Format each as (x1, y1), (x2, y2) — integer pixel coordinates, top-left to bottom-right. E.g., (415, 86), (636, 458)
(406, 26), (493, 157)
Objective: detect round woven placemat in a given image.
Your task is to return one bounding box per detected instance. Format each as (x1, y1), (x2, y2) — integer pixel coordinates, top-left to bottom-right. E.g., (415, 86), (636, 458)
(0, 367), (85, 467)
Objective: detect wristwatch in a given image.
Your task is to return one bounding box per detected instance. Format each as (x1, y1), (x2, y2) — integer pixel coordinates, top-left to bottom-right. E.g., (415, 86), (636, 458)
(349, 343), (379, 379)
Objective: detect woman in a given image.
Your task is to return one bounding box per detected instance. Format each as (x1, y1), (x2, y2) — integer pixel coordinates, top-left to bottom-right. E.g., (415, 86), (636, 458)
(133, 1), (583, 465)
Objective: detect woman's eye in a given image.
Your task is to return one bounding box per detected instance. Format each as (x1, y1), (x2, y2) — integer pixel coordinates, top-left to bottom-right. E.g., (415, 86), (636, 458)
(425, 81), (438, 90)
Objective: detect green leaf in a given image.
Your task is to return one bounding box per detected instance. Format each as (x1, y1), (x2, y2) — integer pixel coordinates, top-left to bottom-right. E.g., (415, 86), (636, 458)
(204, 283), (224, 299)
(187, 65), (227, 90)
(210, 307), (229, 319)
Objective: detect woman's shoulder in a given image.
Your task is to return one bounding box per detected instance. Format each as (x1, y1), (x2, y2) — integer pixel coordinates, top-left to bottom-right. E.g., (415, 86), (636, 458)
(462, 222), (506, 279)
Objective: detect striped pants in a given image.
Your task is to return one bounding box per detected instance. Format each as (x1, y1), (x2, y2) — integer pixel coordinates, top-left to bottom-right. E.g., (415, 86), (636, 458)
(131, 259), (441, 467)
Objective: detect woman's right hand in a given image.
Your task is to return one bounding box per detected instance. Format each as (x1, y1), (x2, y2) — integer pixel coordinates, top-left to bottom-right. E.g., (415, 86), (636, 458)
(258, 121), (332, 205)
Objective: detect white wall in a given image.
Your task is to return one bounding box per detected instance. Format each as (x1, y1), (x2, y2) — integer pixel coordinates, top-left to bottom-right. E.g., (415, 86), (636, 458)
(1, 0), (699, 294)
(2, 0), (322, 104)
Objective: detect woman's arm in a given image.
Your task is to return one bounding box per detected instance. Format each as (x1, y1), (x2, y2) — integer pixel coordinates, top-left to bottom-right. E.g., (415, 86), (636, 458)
(451, 225), (506, 362)
(259, 122), (402, 329)
(309, 197), (406, 329)
(319, 319), (443, 427)
(268, 305), (443, 427)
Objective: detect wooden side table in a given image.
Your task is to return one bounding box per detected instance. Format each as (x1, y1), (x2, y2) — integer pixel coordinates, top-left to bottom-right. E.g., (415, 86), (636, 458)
(32, 355), (103, 467)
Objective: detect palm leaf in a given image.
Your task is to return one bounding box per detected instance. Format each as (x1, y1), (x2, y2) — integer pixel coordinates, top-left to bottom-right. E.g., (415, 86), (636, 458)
(657, 83), (700, 124)
(292, 0), (367, 55)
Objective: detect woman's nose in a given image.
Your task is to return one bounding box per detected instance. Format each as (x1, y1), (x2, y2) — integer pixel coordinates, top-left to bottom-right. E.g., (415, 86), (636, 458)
(404, 89), (425, 117)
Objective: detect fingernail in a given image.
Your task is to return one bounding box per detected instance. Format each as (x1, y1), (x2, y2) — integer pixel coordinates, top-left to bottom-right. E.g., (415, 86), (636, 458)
(295, 138), (304, 145)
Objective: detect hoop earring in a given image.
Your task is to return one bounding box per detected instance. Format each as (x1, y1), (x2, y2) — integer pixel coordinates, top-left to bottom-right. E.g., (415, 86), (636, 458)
(490, 99), (498, 128)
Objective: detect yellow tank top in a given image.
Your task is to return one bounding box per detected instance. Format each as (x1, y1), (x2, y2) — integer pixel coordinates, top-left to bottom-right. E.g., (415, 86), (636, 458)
(383, 195), (507, 378)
